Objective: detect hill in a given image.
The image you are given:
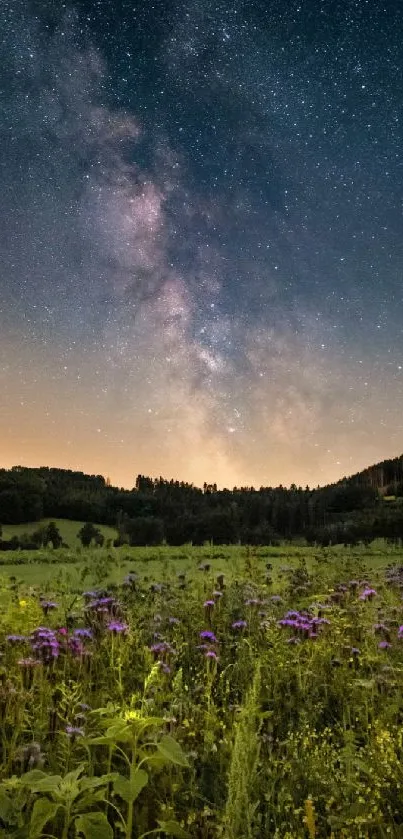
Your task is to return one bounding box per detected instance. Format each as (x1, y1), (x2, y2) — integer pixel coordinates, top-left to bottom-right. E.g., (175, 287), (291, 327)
(344, 454), (403, 495)
(1, 518), (117, 547)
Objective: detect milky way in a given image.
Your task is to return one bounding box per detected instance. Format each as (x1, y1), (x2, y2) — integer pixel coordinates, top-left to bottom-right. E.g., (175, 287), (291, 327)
(1, 0), (402, 488)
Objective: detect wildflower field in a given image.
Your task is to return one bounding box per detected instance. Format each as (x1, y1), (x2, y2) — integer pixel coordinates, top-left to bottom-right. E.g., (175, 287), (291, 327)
(2, 544), (403, 838)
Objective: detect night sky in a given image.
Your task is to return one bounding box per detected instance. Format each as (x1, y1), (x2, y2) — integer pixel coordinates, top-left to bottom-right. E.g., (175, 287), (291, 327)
(1, 0), (402, 490)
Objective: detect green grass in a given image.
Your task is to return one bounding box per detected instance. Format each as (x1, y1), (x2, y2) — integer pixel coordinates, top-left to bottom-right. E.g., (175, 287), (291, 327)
(3, 541), (403, 835)
(0, 540), (401, 589)
(1, 518), (118, 546)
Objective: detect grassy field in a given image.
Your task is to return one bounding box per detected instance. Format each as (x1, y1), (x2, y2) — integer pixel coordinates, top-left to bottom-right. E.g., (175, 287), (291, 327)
(0, 538), (399, 588)
(1, 517), (118, 546)
(2, 541), (403, 836)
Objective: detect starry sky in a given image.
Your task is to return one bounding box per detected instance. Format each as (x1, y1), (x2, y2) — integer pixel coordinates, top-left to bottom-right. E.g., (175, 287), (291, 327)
(1, 0), (402, 490)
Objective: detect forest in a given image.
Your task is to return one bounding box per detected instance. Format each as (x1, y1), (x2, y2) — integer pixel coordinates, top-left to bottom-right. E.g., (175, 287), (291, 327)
(1, 455), (403, 548)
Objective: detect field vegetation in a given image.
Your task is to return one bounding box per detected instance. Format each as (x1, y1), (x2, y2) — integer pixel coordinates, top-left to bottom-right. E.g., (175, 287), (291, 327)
(2, 542), (403, 837)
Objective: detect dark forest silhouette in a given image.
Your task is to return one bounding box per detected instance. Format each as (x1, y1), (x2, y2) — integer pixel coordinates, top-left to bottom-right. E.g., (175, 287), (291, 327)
(1, 455), (403, 548)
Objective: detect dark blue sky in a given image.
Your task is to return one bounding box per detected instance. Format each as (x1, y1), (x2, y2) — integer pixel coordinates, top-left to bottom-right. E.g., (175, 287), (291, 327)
(1, 0), (402, 488)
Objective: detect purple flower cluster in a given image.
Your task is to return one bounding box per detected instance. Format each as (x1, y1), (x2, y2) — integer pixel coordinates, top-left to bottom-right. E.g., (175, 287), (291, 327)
(86, 596), (116, 612)
(73, 628), (93, 639)
(31, 627), (60, 662)
(8, 623), (95, 664)
(200, 630), (217, 643)
(278, 610), (330, 640)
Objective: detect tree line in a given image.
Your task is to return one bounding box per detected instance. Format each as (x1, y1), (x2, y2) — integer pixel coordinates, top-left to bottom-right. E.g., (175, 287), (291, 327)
(1, 458), (403, 547)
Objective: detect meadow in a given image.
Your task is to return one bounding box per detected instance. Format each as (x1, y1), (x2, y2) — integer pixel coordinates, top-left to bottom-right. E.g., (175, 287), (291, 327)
(2, 541), (403, 837)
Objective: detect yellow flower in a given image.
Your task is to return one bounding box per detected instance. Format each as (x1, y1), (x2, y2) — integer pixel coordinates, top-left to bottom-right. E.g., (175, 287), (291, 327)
(19, 599), (27, 608)
(304, 798), (316, 839)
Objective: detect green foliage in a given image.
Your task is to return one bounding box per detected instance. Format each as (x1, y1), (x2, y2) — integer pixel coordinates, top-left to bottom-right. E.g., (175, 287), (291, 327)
(75, 811), (113, 839)
(221, 664), (261, 839)
(77, 523), (105, 548)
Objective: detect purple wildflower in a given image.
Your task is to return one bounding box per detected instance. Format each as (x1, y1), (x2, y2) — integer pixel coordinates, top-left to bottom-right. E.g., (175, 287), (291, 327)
(351, 647), (361, 656)
(40, 600), (59, 612)
(205, 650), (218, 660)
(107, 621), (128, 634)
(231, 620), (247, 630)
(66, 725), (84, 738)
(379, 641), (392, 650)
(204, 600), (215, 608)
(278, 611), (329, 639)
(73, 628), (93, 639)
(157, 661), (172, 675)
(245, 598), (260, 607)
(31, 627), (60, 662)
(86, 596), (116, 613)
(212, 590), (223, 598)
(359, 588), (377, 601)
(200, 630), (217, 642)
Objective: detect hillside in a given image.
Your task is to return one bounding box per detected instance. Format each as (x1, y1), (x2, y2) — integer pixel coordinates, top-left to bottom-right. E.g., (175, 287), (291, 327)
(344, 454), (403, 494)
(1, 518), (118, 547)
